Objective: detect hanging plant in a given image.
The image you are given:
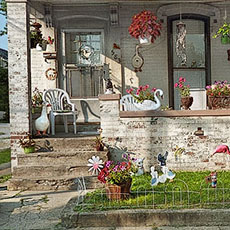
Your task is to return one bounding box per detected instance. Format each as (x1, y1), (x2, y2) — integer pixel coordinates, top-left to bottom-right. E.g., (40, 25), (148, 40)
(128, 10), (162, 43)
(213, 22), (230, 44)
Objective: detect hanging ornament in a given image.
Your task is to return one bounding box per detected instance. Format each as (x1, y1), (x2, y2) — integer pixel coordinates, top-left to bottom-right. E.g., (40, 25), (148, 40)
(131, 45), (144, 72)
(176, 21), (187, 66)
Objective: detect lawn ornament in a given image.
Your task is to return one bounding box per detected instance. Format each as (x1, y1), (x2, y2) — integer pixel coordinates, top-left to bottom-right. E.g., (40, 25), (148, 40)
(158, 166), (167, 183)
(210, 145), (230, 157)
(135, 158), (145, 176)
(150, 166), (158, 186)
(35, 103), (50, 136)
(87, 156), (104, 175)
(174, 146), (185, 160)
(164, 167), (176, 180)
(210, 171), (217, 188)
(158, 151), (168, 166)
(206, 171), (217, 188)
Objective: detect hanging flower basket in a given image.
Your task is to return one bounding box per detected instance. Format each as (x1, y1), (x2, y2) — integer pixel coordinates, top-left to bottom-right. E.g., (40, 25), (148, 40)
(128, 10), (162, 44)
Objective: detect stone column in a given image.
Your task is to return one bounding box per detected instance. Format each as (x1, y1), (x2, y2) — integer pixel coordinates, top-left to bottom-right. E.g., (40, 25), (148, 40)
(7, 0), (31, 169)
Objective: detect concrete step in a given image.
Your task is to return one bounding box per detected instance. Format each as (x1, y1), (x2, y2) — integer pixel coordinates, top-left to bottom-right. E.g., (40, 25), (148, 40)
(8, 175), (102, 191)
(34, 137), (98, 152)
(0, 139), (10, 150)
(13, 165), (92, 178)
(17, 150), (107, 166)
(61, 208), (230, 229)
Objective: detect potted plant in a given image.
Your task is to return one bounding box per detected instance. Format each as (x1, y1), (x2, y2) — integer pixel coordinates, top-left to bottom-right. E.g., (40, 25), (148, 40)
(174, 77), (193, 110)
(97, 153), (138, 200)
(213, 22), (230, 44)
(31, 87), (43, 114)
(128, 10), (162, 44)
(19, 134), (36, 154)
(95, 136), (104, 151)
(206, 80), (230, 109)
(126, 85), (163, 110)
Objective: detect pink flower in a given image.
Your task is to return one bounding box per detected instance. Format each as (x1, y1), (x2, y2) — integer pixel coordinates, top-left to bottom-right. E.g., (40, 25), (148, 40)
(151, 88), (156, 92)
(136, 89), (140, 95)
(179, 77), (183, 82)
(187, 85), (190, 88)
(139, 86), (143, 91)
(126, 89), (130, 94)
(179, 84), (183, 88)
(174, 83), (178, 88)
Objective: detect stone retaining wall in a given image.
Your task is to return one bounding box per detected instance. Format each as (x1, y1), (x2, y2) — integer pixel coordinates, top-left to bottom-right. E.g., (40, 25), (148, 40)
(99, 94), (230, 171)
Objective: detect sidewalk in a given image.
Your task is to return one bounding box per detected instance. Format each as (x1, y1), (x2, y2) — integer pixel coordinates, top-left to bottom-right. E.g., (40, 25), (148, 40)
(0, 182), (78, 230)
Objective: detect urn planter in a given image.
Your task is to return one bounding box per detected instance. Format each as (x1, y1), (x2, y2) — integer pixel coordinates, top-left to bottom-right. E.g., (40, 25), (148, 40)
(181, 96), (193, 110)
(208, 96), (230, 110)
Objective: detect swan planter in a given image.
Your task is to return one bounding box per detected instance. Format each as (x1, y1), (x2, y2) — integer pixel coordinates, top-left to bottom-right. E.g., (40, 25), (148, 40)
(133, 89), (164, 111)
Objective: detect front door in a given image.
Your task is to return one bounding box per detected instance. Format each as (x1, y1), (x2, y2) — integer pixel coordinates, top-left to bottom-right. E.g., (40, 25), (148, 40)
(168, 15), (211, 109)
(60, 29), (106, 122)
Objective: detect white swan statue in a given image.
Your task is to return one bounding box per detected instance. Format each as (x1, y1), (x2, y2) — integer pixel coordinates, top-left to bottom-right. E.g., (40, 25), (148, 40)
(35, 103), (50, 136)
(134, 89), (164, 111)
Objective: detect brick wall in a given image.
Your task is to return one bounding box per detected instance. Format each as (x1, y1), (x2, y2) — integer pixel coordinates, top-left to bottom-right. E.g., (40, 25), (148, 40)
(100, 95), (230, 171)
(7, 1), (31, 169)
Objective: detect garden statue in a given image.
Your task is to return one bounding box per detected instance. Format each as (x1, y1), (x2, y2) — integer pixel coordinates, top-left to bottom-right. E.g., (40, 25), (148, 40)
(206, 171), (217, 188)
(135, 158), (145, 176)
(210, 145), (230, 157)
(150, 166), (158, 186)
(35, 103), (50, 137)
(105, 79), (114, 94)
(158, 151), (168, 166)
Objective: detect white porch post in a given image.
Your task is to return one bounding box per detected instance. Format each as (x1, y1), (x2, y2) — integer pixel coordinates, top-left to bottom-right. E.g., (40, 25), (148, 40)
(6, 0), (31, 170)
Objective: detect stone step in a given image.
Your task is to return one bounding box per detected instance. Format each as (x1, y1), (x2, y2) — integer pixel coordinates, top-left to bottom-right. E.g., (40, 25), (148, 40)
(13, 165), (93, 178)
(8, 175), (103, 191)
(17, 150), (107, 166)
(34, 137), (98, 151)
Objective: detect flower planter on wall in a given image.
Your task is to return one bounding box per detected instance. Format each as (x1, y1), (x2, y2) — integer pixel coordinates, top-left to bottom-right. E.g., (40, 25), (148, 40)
(208, 96), (230, 109)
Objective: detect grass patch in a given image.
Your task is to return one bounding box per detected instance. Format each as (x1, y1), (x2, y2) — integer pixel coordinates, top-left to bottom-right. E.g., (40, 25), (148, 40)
(75, 171), (230, 212)
(0, 148), (11, 164)
(0, 174), (11, 183)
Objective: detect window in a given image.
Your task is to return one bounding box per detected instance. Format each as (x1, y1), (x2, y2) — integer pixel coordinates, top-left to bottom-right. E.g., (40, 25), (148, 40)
(64, 30), (105, 98)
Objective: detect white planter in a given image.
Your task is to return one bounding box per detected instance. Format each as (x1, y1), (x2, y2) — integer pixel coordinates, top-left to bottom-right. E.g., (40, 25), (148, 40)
(138, 35), (152, 45)
(134, 100), (156, 110)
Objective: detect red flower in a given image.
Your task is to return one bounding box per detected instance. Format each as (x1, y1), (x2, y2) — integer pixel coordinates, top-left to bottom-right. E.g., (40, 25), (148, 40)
(98, 167), (109, 184)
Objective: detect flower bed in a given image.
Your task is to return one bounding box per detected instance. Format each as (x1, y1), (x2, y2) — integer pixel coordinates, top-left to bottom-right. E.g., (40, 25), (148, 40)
(75, 171), (230, 212)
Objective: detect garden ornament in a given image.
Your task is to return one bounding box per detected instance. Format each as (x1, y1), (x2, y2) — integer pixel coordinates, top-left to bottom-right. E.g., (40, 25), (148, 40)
(135, 158), (145, 176)
(164, 167), (176, 180)
(150, 166), (158, 186)
(210, 145), (230, 157)
(210, 171), (217, 188)
(105, 79), (114, 94)
(206, 172), (217, 188)
(87, 156), (104, 175)
(35, 103), (50, 137)
(158, 151), (168, 166)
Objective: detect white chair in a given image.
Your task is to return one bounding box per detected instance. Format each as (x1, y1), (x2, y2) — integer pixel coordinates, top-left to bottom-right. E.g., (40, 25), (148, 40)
(43, 88), (77, 135)
(120, 95), (138, 111)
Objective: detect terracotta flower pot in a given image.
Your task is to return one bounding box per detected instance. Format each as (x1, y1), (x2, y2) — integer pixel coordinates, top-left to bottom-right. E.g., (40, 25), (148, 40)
(180, 96), (193, 110)
(106, 179), (132, 200)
